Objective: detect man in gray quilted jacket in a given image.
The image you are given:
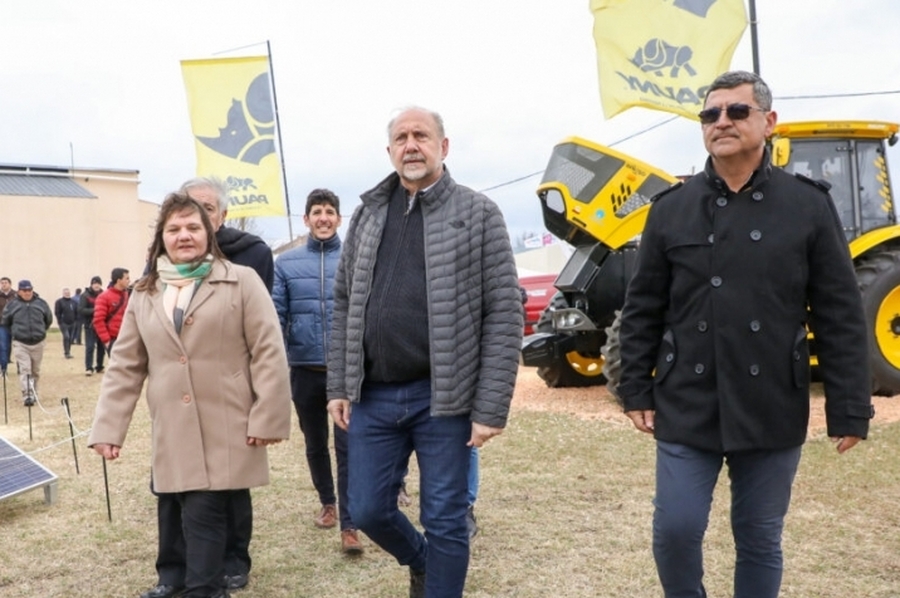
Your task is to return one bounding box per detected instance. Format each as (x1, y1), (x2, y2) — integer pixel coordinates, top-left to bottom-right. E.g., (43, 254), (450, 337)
(327, 106), (523, 598)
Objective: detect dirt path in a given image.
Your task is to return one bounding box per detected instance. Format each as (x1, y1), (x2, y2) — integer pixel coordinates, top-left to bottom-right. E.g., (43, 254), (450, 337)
(512, 366), (900, 434)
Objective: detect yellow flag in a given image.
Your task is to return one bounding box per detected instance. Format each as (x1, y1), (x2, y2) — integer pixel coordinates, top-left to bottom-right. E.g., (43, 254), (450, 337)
(181, 56), (286, 218)
(590, 0), (747, 120)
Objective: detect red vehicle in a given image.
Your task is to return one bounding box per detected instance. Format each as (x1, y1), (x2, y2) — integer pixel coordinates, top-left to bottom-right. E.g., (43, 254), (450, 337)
(519, 273), (557, 335)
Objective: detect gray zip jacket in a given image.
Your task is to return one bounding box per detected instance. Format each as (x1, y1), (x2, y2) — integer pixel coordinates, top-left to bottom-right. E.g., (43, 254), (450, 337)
(326, 169), (523, 428)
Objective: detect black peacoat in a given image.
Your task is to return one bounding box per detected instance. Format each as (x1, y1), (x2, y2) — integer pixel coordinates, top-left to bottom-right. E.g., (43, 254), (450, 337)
(618, 154), (873, 453)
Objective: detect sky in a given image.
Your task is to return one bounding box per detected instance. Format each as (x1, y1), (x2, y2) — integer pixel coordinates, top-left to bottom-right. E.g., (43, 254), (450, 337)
(3, 0), (900, 247)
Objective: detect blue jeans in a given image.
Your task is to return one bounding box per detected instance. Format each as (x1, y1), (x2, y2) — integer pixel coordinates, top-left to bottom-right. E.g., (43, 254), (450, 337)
(349, 379), (471, 598)
(653, 441), (802, 598)
(0, 326), (10, 373)
(467, 447), (479, 507)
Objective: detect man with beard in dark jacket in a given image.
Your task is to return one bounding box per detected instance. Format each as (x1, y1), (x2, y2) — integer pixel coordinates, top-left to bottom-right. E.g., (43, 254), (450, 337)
(0, 280), (53, 406)
(54, 287), (78, 359)
(137, 177), (274, 598)
(79, 276), (106, 376)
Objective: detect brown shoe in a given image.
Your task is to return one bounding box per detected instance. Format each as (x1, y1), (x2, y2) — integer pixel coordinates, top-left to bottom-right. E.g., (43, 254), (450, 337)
(314, 504), (337, 528)
(341, 529), (364, 555)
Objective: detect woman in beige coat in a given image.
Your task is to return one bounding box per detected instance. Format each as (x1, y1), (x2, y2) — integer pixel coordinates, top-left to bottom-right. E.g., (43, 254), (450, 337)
(89, 192), (291, 598)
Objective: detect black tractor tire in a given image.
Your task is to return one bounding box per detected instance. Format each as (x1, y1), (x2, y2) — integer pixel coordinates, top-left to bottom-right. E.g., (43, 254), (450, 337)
(856, 249), (900, 396)
(534, 293), (607, 388)
(600, 310), (624, 406)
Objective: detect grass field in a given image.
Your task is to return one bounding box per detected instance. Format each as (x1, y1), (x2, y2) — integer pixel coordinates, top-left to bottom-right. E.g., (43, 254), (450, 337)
(1, 331), (899, 597)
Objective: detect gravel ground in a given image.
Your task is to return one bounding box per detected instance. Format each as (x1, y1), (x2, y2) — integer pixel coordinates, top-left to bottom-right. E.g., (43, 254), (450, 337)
(511, 366), (900, 434)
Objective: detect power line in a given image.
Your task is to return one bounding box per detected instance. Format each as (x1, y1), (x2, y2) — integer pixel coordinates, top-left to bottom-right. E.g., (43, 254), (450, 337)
(481, 88), (900, 194)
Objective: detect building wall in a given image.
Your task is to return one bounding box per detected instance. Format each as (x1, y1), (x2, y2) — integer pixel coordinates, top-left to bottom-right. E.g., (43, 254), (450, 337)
(0, 169), (159, 325)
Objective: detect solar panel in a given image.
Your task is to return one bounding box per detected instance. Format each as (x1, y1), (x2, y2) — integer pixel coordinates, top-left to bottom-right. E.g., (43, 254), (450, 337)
(0, 435), (58, 504)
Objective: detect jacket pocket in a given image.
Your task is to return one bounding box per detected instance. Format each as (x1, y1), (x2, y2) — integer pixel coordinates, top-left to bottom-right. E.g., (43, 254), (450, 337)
(791, 326), (810, 388)
(654, 329), (677, 384)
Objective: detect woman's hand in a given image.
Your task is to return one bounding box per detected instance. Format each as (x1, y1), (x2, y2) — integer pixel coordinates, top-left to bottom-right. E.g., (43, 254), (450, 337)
(92, 443), (121, 460)
(247, 437), (283, 446)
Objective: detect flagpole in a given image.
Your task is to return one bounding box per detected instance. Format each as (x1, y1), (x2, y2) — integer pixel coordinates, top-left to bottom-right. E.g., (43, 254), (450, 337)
(267, 40), (294, 242)
(748, 0), (760, 75)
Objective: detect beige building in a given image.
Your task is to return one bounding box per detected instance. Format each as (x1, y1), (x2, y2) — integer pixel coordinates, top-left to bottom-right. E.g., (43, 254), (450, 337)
(0, 163), (159, 324)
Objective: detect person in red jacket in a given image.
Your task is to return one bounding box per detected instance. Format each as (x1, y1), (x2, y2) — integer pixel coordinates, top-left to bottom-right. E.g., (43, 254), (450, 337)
(92, 268), (131, 355)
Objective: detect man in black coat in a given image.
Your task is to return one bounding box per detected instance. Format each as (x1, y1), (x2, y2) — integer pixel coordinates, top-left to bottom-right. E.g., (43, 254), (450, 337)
(618, 71), (873, 598)
(138, 177), (274, 598)
(54, 287), (78, 359)
(0, 280), (53, 405)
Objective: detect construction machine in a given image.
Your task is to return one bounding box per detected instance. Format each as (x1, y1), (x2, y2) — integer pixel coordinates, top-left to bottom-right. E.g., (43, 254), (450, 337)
(520, 120), (900, 395)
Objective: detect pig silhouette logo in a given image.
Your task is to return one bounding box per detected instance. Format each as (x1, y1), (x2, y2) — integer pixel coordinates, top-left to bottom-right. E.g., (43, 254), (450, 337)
(197, 73), (275, 165)
(631, 39), (697, 78)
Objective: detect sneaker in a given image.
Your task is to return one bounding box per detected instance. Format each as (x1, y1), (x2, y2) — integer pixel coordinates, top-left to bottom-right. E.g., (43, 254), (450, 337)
(223, 573), (248, 590)
(466, 505), (478, 540)
(95, 367), (105, 374)
(23, 395), (35, 407)
(65, 354), (73, 359)
(85, 369), (93, 376)
(314, 504), (337, 528)
(409, 567), (426, 598)
(341, 529), (364, 555)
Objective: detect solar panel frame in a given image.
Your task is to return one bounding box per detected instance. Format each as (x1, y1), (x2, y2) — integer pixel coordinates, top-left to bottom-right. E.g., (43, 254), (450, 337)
(0, 435), (58, 503)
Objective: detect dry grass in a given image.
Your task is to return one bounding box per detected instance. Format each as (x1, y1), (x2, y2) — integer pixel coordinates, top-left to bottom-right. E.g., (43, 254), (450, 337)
(2, 332), (900, 597)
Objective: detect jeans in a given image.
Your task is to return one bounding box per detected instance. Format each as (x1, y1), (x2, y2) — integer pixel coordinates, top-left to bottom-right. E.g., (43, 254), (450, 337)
(0, 326), (10, 373)
(349, 379), (471, 598)
(291, 367), (352, 529)
(59, 322), (75, 356)
(467, 447), (479, 507)
(84, 325), (105, 372)
(653, 441), (802, 598)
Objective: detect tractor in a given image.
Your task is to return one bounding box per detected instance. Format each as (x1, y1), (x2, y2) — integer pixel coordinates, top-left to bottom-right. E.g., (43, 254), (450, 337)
(520, 120), (900, 395)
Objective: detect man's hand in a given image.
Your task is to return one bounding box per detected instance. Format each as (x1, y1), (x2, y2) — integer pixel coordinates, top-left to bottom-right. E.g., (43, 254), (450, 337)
(468, 422), (503, 448)
(626, 409), (655, 434)
(328, 399), (351, 431)
(831, 435), (862, 454)
(92, 443), (121, 460)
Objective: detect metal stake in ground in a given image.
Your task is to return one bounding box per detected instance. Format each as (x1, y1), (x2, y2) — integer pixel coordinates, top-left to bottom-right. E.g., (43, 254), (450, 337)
(62, 397), (79, 474)
(101, 455), (112, 522)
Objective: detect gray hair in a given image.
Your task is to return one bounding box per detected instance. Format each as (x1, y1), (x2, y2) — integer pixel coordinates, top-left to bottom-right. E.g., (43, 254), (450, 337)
(706, 70), (773, 111)
(179, 176), (229, 212)
(387, 106), (445, 139)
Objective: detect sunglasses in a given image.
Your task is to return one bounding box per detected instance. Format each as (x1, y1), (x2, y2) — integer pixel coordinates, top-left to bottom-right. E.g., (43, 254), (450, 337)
(697, 103), (766, 125)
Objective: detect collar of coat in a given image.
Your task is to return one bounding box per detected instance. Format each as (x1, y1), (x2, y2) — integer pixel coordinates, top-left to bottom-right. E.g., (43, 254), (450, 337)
(150, 259), (236, 293)
(305, 232), (341, 253)
(361, 167), (454, 210)
(703, 147), (773, 194)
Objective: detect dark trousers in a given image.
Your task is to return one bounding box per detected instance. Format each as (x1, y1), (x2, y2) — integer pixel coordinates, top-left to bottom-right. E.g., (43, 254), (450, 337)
(290, 366), (352, 529)
(175, 490), (230, 598)
(84, 325), (105, 372)
(652, 441), (802, 598)
(72, 320), (83, 344)
(59, 322), (75, 356)
(156, 488), (253, 585)
(0, 326), (10, 373)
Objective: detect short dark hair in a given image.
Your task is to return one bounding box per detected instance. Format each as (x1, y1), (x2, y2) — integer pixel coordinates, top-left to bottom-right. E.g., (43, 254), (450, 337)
(0, 277), (10, 284)
(110, 268), (130, 285)
(305, 188), (340, 216)
(706, 70), (773, 111)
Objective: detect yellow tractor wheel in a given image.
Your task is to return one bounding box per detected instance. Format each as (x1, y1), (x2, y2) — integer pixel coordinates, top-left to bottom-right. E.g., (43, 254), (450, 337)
(857, 249), (900, 396)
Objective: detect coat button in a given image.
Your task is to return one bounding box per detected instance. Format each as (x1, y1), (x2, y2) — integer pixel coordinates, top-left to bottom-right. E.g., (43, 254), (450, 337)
(707, 233), (715, 244)
(179, 355), (187, 364)
(793, 351), (801, 361)
(185, 316), (194, 325)
(710, 276), (723, 287)
(716, 196), (728, 207)
(749, 320), (761, 332)
(665, 353), (674, 363)
(749, 364), (760, 376)
(752, 191), (764, 201)
(750, 230), (762, 241)
(182, 394), (191, 403)
(697, 320), (708, 332)
(694, 363), (705, 374)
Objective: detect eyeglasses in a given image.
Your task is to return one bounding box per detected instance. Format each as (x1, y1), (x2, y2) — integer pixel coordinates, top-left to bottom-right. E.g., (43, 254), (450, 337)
(697, 103), (766, 125)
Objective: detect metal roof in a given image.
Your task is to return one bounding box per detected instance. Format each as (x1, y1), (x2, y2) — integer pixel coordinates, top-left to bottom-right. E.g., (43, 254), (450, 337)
(0, 174), (95, 198)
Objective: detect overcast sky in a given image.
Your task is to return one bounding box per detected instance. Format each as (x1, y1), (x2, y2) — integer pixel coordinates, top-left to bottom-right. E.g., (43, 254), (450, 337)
(3, 0), (900, 246)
